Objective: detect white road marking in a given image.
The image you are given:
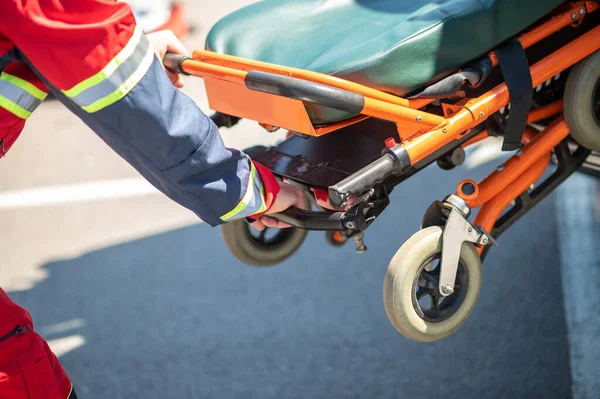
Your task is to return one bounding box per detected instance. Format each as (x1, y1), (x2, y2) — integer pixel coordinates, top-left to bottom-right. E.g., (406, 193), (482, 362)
(47, 334), (87, 358)
(39, 318), (86, 336)
(555, 173), (600, 398)
(464, 137), (512, 169)
(0, 178), (159, 209)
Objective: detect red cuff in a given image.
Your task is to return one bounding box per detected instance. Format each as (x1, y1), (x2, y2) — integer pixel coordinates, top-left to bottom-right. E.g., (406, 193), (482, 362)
(248, 161), (280, 219)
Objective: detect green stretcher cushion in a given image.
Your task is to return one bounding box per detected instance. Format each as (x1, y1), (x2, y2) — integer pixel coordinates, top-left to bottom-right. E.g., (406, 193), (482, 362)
(207, 0), (565, 124)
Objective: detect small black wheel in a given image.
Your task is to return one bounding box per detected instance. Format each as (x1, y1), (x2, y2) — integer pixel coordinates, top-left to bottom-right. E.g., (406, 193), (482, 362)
(383, 226), (481, 342)
(221, 195), (311, 267)
(564, 50), (600, 150)
(325, 231), (347, 247)
(221, 220), (308, 267)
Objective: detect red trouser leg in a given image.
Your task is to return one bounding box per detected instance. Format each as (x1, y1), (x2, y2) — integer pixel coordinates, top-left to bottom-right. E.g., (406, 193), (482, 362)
(0, 289), (73, 399)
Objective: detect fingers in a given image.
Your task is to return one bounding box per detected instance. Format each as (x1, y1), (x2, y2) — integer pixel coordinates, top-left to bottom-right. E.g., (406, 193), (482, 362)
(147, 30), (188, 88)
(250, 216), (290, 230)
(165, 30), (189, 56)
(164, 31), (187, 88)
(250, 219), (265, 231)
(294, 190), (306, 210)
(167, 72), (184, 88)
(261, 216), (292, 229)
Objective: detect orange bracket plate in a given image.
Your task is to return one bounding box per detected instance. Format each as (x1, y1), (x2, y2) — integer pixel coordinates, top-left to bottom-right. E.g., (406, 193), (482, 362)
(204, 77), (316, 135)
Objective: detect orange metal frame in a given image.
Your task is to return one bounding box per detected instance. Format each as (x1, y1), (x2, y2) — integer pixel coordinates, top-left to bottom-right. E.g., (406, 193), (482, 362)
(182, 1), (597, 139)
(181, 1), (598, 237)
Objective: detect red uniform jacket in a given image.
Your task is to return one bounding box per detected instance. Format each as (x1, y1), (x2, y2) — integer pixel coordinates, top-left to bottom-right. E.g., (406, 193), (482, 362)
(0, 1), (281, 398)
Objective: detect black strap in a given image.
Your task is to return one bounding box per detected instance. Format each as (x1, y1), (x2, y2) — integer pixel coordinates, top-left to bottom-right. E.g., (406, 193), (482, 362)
(494, 38), (533, 151)
(0, 47), (22, 73)
(0, 52), (12, 73)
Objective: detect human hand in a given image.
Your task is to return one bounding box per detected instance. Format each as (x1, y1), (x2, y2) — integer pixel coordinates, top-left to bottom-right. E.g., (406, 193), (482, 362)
(147, 30), (188, 88)
(251, 183), (306, 231)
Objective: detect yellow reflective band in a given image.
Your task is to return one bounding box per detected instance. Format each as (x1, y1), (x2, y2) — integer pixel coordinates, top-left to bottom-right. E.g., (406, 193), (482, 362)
(254, 182), (267, 215)
(0, 73), (47, 100)
(0, 94), (31, 119)
(80, 44), (154, 113)
(221, 163), (260, 222)
(62, 26), (144, 98)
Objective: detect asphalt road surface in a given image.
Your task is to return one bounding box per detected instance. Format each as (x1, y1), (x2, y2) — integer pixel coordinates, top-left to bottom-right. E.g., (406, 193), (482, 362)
(0, 1), (598, 398)
(5, 164), (576, 399)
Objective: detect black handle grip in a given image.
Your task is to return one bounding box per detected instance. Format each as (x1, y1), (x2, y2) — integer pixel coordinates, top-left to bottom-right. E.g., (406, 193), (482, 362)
(245, 71), (365, 114)
(163, 53), (191, 75)
(210, 112), (241, 128)
(328, 145), (411, 207)
(268, 207), (344, 231)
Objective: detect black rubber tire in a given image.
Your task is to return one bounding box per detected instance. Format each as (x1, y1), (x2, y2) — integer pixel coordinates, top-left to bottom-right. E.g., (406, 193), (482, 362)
(221, 221), (308, 267)
(221, 195), (311, 267)
(383, 226), (482, 342)
(564, 50), (600, 151)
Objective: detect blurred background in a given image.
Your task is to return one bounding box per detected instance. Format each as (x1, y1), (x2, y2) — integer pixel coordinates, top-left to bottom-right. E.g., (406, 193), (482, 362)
(0, 1), (599, 398)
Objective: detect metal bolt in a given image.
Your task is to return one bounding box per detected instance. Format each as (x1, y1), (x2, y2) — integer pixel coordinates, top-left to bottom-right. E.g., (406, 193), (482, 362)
(442, 127), (448, 133)
(345, 221), (356, 230)
(580, 8), (585, 15)
(351, 232), (367, 254)
(468, 227), (473, 232)
(482, 237), (488, 245)
(440, 284), (454, 296)
(416, 116), (422, 122)
(479, 112), (485, 118)
(571, 13), (577, 20)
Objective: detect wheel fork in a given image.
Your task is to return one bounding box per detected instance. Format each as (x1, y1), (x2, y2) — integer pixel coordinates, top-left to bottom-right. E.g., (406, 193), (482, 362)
(438, 195), (497, 296)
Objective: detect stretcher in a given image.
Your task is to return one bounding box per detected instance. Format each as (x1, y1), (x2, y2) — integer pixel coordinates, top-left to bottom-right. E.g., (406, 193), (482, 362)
(164, 0), (600, 342)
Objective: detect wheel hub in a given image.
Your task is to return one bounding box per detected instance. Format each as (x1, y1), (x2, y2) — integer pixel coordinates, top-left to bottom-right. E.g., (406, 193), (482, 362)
(249, 226), (294, 247)
(411, 254), (469, 323)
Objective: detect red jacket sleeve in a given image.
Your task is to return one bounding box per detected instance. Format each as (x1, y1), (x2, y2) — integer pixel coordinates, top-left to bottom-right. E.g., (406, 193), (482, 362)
(0, 0), (136, 92)
(0, 0), (281, 223)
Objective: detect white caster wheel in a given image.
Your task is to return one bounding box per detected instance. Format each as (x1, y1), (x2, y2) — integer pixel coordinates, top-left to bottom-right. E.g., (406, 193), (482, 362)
(383, 226), (482, 342)
(564, 50), (600, 150)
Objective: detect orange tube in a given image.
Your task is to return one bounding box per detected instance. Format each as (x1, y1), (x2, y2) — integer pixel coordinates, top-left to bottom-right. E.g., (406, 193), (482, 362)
(461, 130), (489, 148)
(181, 61), (247, 84)
(456, 127), (536, 201)
(182, 57), (445, 128)
(488, 2), (593, 67)
(362, 97), (445, 127)
(404, 25), (600, 163)
(468, 119), (568, 208)
(527, 99), (564, 123)
(193, 50), (433, 110)
(473, 154), (550, 254)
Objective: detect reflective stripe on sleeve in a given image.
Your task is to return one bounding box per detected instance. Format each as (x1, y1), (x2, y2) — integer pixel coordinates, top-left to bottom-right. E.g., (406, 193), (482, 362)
(62, 26), (155, 113)
(0, 72), (47, 119)
(220, 162), (267, 222)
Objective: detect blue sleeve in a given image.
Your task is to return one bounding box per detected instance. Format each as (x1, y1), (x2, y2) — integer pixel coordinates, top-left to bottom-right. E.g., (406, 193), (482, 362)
(26, 56), (268, 227)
